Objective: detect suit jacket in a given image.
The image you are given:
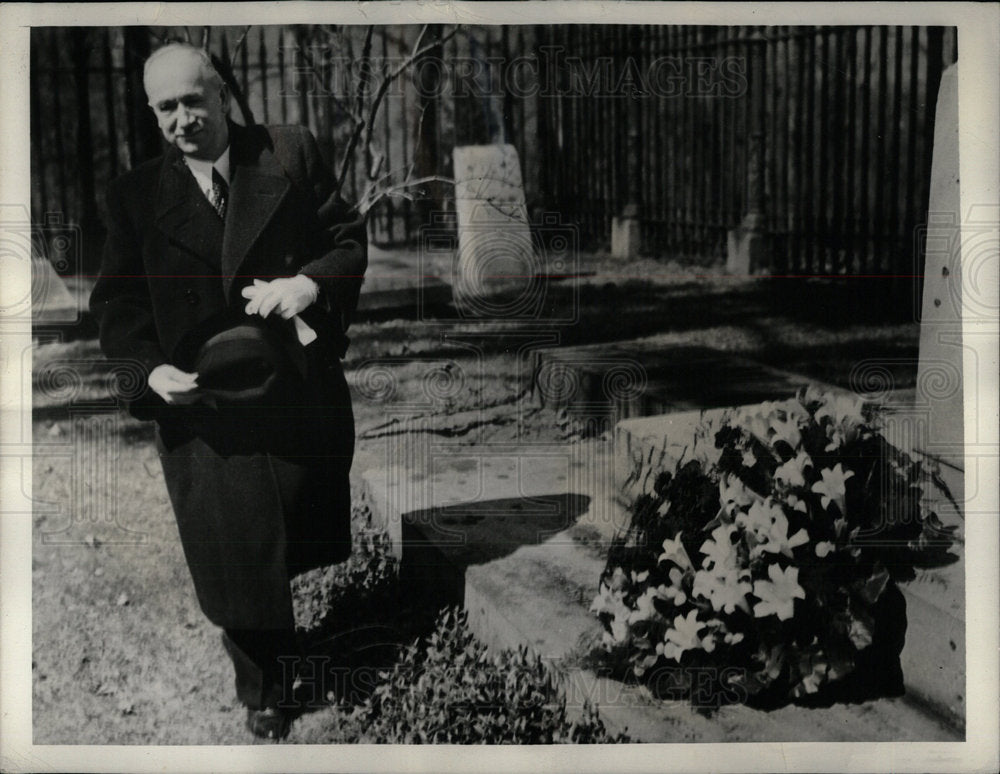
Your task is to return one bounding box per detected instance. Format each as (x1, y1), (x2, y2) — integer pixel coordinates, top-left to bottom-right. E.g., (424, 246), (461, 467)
(91, 122), (367, 629)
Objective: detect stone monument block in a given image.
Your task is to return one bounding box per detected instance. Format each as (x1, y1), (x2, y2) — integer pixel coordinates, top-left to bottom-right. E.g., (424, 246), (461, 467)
(611, 216), (641, 260)
(915, 64), (964, 470)
(452, 144), (536, 305)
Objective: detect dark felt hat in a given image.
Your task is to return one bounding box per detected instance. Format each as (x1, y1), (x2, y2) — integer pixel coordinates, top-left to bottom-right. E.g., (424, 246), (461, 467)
(178, 314), (308, 406)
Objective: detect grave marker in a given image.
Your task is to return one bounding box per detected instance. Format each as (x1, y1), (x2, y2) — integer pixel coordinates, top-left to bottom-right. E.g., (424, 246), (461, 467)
(452, 145), (535, 305)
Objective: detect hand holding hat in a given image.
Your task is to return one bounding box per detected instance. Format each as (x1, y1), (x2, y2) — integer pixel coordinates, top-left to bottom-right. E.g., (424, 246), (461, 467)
(148, 363), (211, 406)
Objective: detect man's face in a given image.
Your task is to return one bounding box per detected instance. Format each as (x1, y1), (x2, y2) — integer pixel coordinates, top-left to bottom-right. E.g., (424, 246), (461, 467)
(145, 50), (230, 161)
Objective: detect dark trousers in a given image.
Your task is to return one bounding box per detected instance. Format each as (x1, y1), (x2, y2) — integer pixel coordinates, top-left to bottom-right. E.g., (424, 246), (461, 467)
(220, 628), (301, 710)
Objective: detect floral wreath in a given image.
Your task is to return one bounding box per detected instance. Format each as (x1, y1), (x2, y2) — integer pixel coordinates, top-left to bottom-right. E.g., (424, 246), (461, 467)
(591, 386), (958, 704)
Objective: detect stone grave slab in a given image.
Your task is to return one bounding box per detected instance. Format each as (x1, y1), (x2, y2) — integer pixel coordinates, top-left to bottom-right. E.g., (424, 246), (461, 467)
(532, 341), (842, 419)
(360, 436), (961, 740)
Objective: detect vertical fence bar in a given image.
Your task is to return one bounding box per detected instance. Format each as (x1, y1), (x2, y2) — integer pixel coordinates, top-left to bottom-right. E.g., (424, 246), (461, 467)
(904, 26), (920, 266)
(569, 24), (584, 242)
(765, 27), (776, 260)
(745, 28), (767, 271)
(296, 27), (310, 128)
(240, 28), (251, 109)
(874, 26), (888, 273)
(30, 33), (48, 216)
(700, 24), (711, 256)
(858, 27), (872, 274)
(817, 28), (831, 272)
(258, 27), (269, 124)
(516, 27), (529, 212)
(664, 25), (677, 254)
(102, 29), (120, 179)
(830, 29), (845, 273)
(49, 29), (70, 216)
(71, 29), (98, 240)
(729, 25), (741, 251)
(575, 27), (607, 243)
(417, 24), (444, 229)
(346, 28), (358, 205)
(640, 24), (650, 251)
(683, 25), (695, 256)
(889, 26), (904, 286)
(804, 28), (817, 272)
(381, 28), (395, 242)
(535, 25), (551, 212)
(277, 28), (288, 123)
(780, 27), (792, 272)
(791, 30), (806, 272)
(845, 28), (858, 273)
(706, 27), (717, 255)
(712, 27), (726, 257)
(400, 29), (412, 244)
(691, 24), (699, 255)
(320, 31), (333, 161)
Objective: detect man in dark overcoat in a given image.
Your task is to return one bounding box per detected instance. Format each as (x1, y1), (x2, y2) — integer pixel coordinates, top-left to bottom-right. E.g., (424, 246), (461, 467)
(90, 42), (366, 739)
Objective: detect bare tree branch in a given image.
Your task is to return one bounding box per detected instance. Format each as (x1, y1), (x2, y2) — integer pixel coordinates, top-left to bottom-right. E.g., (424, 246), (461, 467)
(231, 26), (252, 65)
(210, 50), (256, 127)
(362, 24), (458, 169)
(294, 40), (364, 123)
(334, 25), (375, 195)
(356, 174), (454, 216)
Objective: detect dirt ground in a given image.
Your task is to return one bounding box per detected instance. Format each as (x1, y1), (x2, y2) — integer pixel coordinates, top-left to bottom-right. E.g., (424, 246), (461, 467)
(30, 268), (921, 744)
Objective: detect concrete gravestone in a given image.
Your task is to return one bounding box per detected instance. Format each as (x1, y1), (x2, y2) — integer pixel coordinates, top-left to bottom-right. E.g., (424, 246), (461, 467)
(452, 145), (537, 309)
(883, 63), (966, 500)
(916, 63), (963, 470)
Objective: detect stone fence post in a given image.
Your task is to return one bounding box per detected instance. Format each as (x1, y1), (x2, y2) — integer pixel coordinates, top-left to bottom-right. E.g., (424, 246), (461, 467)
(727, 30), (769, 274)
(612, 25), (645, 260)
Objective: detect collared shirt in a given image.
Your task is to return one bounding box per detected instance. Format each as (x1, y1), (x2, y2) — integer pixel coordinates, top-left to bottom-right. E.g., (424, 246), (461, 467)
(184, 147), (231, 203)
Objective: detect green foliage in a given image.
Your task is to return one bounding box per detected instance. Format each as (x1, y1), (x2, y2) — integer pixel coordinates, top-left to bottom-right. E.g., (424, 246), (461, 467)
(311, 608), (630, 744)
(292, 502), (399, 634)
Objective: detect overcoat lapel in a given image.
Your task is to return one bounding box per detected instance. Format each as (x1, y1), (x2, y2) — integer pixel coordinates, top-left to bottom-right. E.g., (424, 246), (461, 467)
(153, 152), (225, 270)
(221, 123), (291, 299)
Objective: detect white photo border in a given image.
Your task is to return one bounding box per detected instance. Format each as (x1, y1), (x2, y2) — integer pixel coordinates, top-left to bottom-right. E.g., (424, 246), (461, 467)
(2, 2), (997, 772)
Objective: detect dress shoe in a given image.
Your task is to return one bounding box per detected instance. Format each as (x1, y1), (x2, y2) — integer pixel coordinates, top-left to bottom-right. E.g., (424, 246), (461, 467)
(245, 706), (291, 740)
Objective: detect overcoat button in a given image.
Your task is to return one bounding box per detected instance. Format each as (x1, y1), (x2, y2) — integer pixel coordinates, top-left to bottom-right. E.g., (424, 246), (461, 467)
(186, 290), (198, 306)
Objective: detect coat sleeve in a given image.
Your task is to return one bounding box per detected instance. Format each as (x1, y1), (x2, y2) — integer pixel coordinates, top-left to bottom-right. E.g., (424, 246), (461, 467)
(291, 126), (368, 339)
(89, 179), (168, 421)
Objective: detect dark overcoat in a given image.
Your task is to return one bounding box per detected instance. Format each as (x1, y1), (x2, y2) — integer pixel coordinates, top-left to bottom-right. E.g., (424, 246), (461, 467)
(90, 122), (367, 630)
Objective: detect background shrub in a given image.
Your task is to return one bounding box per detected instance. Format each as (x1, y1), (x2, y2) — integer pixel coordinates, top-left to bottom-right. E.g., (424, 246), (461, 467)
(301, 608), (631, 744)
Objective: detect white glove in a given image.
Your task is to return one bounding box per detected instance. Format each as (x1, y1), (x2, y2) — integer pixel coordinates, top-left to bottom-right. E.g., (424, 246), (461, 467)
(241, 276), (319, 320)
(148, 364), (203, 405)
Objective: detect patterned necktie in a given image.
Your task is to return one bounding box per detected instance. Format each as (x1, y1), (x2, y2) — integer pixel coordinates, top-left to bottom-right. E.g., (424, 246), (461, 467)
(210, 167), (228, 220)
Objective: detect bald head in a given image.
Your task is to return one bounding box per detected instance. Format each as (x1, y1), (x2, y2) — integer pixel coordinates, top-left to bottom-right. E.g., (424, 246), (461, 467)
(144, 43), (231, 161)
(144, 43), (223, 94)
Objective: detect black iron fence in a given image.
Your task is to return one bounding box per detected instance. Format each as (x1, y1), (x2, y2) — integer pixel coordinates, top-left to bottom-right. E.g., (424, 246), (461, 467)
(30, 24), (957, 276)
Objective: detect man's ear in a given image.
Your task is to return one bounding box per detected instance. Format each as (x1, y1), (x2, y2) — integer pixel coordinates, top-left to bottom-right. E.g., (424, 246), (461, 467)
(219, 83), (231, 114)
